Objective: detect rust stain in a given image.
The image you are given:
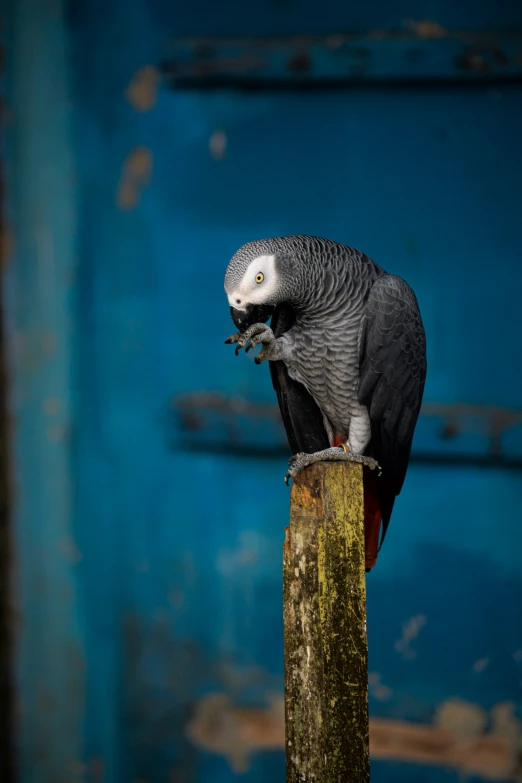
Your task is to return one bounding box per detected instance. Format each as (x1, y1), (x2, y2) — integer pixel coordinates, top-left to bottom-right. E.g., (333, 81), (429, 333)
(117, 147), (153, 210)
(325, 35), (344, 50)
(287, 50), (312, 73)
(125, 66), (159, 112)
(283, 526), (291, 559)
(291, 476), (323, 517)
(404, 19), (448, 39)
(187, 692), (522, 780)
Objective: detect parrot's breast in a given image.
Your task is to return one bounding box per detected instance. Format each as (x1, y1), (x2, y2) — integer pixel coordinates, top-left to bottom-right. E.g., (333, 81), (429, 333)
(284, 316), (365, 439)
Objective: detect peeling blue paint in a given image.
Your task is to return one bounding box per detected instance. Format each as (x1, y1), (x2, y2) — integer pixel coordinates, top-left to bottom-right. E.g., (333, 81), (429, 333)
(3, 0), (522, 780)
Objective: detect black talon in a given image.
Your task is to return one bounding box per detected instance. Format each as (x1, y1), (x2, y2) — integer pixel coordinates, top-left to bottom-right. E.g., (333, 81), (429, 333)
(235, 345), (242, 356)
(254, 356), (261, 365)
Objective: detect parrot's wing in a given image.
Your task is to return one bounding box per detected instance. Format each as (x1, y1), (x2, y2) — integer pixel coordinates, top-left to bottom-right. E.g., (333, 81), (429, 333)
(358, 274), (427, 541)
(269, 305), (330, 455)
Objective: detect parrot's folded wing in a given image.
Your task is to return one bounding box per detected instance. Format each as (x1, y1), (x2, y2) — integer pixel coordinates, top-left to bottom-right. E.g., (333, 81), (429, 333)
(358, 274), (427, 543)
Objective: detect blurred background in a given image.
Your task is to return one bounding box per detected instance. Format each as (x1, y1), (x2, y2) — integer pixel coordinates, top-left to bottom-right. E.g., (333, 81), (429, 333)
(1, 0), (522, 781)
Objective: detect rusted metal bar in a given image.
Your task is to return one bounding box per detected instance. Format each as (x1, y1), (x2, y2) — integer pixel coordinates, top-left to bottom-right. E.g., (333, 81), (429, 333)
(172, 391), (522, 465)
(161, 31), (522, 88)
(284, 461), (369, 783)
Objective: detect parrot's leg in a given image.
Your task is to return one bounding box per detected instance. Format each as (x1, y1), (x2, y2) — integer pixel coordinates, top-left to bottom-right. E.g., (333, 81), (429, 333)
(284, 447), (380, 486)
(225, 323), (282, 364)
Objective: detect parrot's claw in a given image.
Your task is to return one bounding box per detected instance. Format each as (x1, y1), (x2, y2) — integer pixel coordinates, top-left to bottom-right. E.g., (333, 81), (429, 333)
(284, 447), (381, 485)
(288, 452), (306, 466)
(225, 323), (278, 363)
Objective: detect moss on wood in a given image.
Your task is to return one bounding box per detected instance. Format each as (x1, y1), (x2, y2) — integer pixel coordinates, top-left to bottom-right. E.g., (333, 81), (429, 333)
(284, 462), (369, 782)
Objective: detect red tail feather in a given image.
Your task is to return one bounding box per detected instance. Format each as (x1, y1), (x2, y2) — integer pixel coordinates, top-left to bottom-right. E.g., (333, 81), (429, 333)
(333, 436), (381, 570)
(363, 466), (381, 571)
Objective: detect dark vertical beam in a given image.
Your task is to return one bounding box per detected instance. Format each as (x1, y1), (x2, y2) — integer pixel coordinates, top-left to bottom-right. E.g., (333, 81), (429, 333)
(0, 169), (14, 783)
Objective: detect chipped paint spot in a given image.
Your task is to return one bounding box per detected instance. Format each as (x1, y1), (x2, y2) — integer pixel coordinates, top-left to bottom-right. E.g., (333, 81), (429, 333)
(216, 530), (260, 575)
(117, 147), (153, 210)
(473, 657), (490, 673)
(368, 672), (392, 701)
(188, 692), (522, 779)
(404, 19), (448, 38)
(209, 130), (227, 160)
(125, 66), (159, 112)
(186, 692), (284, 773)
(491, 702), (522, 740)
(435, 698), (487, 742)
(395, 614), (426, 659)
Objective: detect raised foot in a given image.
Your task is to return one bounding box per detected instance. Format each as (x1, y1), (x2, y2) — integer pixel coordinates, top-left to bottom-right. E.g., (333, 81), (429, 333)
(284, 447), (380, 485)
(225, 323), (277, 364)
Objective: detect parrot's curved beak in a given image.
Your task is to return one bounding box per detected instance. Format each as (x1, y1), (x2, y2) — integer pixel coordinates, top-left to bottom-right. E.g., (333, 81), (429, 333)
(230, 304), (275, 331)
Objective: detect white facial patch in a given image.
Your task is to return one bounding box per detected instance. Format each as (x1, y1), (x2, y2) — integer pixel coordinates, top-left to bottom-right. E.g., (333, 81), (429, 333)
(226, 255), (278, 310)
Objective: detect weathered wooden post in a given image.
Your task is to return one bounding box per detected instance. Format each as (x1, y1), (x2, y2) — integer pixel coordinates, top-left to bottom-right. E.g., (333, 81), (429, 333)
(284, 461), (370, 782)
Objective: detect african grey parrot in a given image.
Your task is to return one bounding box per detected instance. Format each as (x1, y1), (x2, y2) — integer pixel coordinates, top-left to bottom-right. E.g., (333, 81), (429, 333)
(224, 236), (426, 570)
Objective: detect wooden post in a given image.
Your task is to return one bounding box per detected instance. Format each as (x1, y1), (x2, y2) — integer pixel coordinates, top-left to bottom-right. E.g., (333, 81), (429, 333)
(284, 461), (370, 783)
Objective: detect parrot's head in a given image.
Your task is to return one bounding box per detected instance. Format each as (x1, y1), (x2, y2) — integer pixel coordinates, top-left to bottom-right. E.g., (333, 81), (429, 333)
(224, 236), (319, 330)
(224, 245), (281, 331)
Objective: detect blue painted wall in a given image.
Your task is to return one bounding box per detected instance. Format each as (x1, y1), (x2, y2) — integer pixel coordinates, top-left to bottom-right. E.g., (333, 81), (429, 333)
(4, 0), (522, 781)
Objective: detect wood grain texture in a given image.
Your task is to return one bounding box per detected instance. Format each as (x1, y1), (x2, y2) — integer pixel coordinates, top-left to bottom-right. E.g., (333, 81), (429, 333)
(284, 461), (369, 783)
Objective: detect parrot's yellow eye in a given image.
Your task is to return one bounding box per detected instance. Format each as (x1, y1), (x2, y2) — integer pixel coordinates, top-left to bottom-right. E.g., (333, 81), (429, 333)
(255, 272), (264, 284)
